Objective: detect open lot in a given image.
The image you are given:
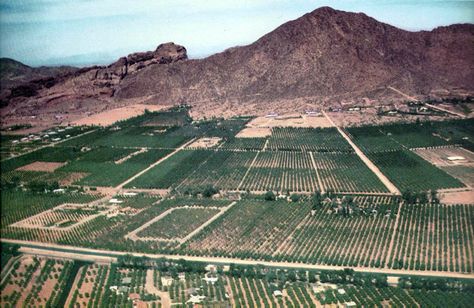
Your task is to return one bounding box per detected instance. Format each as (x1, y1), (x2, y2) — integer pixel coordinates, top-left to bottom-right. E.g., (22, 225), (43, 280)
(71, 104), (170, 126)
(246, 114), (333, 128)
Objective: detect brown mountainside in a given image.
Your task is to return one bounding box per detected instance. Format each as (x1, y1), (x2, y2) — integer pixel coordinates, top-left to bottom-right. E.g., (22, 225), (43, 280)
(2, 6), (473, 122)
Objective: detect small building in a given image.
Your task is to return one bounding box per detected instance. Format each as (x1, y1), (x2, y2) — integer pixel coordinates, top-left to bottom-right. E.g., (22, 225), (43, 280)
(53, 189), (66, 194)
(273, 290), (283, 297)
(387, 276), (400, 287)
(178, 272), (186, 280)
(265, 112), (279, 118)
(109, 198), (124, 204)
(344, 302), (357, 308)
(203, 274), (218, 284)
(338, 288), (346, 295)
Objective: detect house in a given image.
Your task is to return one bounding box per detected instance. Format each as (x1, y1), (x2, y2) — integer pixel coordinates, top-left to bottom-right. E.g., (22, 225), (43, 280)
(123, 192), (138, 197)
(161, 276), (173, 287)
(122, 277), (132, 285)
(187, 294), (206, 304)
(205, 264), (218, 272)
(265, 112), (279, 118)
(203, 273), (218, 284)
(118, 286), (129, 294)
(273, 290), (283, 297)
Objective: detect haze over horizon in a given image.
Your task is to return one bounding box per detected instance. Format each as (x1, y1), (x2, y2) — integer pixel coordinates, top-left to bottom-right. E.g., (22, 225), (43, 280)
(1, 0), (473, 67)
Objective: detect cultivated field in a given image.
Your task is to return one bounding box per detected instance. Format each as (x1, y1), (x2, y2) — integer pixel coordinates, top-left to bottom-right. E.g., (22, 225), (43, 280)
(1, 109), (474, 294)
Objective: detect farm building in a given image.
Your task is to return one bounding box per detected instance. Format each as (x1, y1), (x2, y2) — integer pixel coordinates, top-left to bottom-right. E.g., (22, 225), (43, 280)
(447, 156), (466, 161)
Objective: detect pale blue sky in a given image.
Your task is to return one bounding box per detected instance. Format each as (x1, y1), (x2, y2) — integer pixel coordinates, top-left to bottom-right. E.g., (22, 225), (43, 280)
(1, 0), (473, 67)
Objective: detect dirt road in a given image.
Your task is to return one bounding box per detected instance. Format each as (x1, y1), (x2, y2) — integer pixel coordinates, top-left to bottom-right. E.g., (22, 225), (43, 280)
(387, 86), (466, 118)
(5, 239), (473, 280)
(146, 269), (171, 308)
(322, 111), (400, 195)
(116, 137), (196, 190)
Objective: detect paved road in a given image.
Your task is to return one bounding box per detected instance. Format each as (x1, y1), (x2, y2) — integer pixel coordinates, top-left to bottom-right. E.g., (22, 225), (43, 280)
(322, 111), (400, 195)
(4, 239), (473, 280)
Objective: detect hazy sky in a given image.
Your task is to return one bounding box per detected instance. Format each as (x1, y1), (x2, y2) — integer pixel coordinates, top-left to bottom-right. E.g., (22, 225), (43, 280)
(1, 0), (473, 67)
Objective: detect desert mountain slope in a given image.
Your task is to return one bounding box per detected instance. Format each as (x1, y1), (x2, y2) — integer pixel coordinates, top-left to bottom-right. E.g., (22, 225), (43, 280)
(2, 6), (473, 121)
(116, 7), (473, 104)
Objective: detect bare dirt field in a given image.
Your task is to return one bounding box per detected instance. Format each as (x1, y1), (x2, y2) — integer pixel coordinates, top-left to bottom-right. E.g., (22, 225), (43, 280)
(246, 114), (333, 128)
(71, 104), (170, 126)
(187, 137), (222, 148)
(439, 190), (474, 204)
(17, 161), (66, 172)
(236, 127), (272, 138)
(59, 172), (89, 186)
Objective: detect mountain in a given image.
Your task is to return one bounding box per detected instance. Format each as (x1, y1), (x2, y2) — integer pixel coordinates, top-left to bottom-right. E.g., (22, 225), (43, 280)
(0, 58), (78, 104)
(1, 7), (473, 122)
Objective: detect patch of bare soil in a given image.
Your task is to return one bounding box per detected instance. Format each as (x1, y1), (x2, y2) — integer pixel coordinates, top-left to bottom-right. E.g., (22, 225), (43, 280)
(187, 137), (222, 148)
(414, 147), (474, 166)
(59, 172), (89, 186)
(71, 104), (170, 127)
(439, 190), (474, 204)
(17, 161), (65, 172)
(236, 127), (271, 138)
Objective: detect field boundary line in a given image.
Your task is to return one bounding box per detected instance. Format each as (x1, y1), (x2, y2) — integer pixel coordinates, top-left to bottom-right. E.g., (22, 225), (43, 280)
(384, 201), (404, 268)
(179, 201), (237, 244)
(237, 151), (261, 190)
(309, 151), (324, 193)
(125, 203), (236, 244)
(6, 239), (474, 280)
(322, 111), (400, 195)
(117, 137), (196, 190)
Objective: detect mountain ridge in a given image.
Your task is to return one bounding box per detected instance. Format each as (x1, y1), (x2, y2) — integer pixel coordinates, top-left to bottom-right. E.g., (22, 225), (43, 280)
(1, 6), (473, 123)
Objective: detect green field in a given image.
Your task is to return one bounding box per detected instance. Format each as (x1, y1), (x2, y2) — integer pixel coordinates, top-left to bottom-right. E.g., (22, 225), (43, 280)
(136, 207), (220, 239)
(367, 150), (464, 191)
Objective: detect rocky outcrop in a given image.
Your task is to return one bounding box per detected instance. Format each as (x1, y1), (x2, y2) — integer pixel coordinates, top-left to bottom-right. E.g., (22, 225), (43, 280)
(91, 42), (188, 94)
